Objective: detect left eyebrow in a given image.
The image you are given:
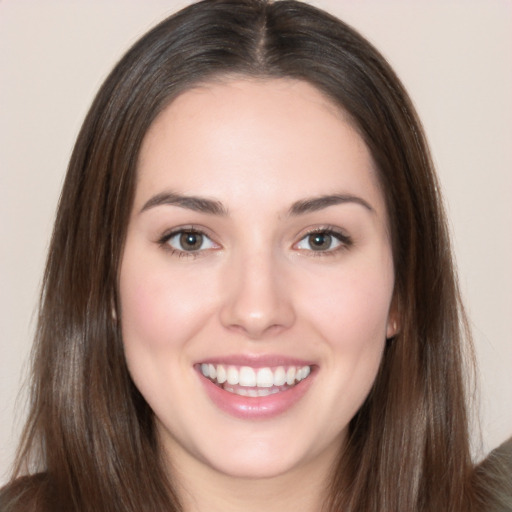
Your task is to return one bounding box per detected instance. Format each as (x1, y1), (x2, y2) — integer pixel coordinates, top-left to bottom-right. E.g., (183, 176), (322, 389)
(289, 194), (374, 216)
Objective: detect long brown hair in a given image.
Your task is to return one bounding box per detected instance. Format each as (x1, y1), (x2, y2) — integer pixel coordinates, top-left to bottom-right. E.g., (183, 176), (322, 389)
(1, 1), (480, 510)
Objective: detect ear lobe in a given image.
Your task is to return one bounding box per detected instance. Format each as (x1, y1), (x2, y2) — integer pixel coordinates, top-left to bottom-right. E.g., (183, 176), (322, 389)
(386, 296), (401, 339)
(386, 317), (399, 339)
(111, 297), (118, 323)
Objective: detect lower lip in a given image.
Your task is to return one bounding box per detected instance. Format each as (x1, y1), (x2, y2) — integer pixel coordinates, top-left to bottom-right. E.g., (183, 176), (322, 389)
(198, 371), (315, 420)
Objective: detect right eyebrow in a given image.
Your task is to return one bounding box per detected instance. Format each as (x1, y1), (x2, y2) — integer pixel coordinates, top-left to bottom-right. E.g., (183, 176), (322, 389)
(139, 192), (228, 216)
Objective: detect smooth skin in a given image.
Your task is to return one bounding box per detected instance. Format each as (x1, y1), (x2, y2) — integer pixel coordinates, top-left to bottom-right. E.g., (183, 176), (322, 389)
(119, 78), (398, 512)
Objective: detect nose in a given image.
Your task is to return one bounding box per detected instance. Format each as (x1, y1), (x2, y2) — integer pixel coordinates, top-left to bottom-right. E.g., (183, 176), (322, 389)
(219, 250), (296, 339)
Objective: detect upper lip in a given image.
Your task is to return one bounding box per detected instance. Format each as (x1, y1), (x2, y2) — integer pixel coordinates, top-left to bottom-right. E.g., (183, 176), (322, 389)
(195, 354), (315, 368)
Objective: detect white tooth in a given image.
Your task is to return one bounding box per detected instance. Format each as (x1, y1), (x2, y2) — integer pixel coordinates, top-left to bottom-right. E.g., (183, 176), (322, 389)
(270, 388), (280, 394)
(257, 388), (271, 396)
(273, 366), (286, 386)
(297, 366), (306, 381)
(297, 366), (310, 381)
(296, 365), (311, 382)
(227, 366), (239, 385)
(236, 388), (248, 396)
(201, 363), (209, 377)
(216, 364), (227, 384)
(208, 364), (217, 379)
(256, 367), (274, 387)
(247, 389), (259, 397)
(239, 366), (256, 387)
(286, 367), (296, 385)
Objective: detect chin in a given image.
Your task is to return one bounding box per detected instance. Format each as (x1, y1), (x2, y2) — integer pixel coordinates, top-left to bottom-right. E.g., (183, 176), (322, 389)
(203, 450), (306, 480)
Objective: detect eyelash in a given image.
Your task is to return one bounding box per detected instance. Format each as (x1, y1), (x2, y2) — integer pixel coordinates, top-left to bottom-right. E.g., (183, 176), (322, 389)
(157, 225), (353, 258)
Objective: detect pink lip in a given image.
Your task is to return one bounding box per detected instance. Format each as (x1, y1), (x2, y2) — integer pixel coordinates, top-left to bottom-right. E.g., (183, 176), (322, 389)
(196, 363), (316, 420)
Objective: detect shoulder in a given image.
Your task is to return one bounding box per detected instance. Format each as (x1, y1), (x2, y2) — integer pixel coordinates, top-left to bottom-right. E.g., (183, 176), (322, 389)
(0, 473), (48, 512)
(474, 437), (512, 512)
(483, 437), (512, 471)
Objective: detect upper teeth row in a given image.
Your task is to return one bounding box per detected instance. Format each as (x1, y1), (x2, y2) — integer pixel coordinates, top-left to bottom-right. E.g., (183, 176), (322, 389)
(200, 364), (311, 388)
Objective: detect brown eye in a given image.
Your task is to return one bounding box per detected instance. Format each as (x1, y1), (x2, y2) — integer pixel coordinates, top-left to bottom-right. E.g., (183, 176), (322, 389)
(308, 233), (333, 251)
(179, 231), (203, 251)
(295, 229), (350, 253)
(164, 230), (216, 253)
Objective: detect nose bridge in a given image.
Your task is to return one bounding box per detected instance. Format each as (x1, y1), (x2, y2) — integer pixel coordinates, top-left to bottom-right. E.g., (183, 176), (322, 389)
(219, 244), (295, 338)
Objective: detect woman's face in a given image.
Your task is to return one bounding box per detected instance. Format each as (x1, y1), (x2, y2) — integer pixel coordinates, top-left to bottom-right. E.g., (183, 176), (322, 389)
(119, 78), (397, 481)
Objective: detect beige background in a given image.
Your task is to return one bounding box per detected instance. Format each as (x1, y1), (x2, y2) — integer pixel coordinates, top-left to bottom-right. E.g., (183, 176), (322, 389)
(1, 0), (511, 482)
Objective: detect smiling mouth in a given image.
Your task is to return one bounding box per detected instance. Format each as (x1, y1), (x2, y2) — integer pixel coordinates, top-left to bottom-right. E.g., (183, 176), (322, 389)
(198, 363), (312, 397)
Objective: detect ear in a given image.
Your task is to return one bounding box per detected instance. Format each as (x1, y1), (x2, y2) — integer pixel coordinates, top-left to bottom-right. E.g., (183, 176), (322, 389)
(111, 296), (118, 323)
(386, 295), (401, 339)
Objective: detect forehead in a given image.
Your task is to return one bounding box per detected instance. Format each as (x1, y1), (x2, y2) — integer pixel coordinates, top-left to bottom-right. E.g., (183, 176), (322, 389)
(135, 78), (386, 217)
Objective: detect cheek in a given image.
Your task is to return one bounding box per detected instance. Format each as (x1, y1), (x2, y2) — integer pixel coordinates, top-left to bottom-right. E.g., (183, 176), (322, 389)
(306, 265), (393, 342)
(300, 255), (393, 385)
(118, 252), (220, 415)
(118, 253), (216, 355)
(298, 263), (392, 433)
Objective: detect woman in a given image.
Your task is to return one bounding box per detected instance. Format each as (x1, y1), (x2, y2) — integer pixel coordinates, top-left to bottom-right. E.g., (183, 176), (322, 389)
(1, 0), (508, 510)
